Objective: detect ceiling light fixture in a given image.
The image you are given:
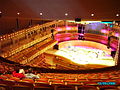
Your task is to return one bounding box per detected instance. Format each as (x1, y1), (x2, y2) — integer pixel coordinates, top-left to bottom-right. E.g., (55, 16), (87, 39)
(91, 13), (94, 16)
(65, 13), (68, 16)
(116, 14), (119, 16)
(17, 12), (20, 15)
(40, 12), (43, 16)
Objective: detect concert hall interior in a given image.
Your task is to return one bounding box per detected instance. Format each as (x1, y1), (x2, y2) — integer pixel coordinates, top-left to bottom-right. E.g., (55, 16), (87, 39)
(0, 0), (120, 90)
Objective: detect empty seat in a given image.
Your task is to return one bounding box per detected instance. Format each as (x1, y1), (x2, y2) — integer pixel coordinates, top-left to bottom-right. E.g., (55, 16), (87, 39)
(13, 80), (34, 90)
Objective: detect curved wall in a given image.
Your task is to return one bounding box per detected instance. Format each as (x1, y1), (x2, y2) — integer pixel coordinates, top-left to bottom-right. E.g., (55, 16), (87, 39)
(55, 33), (118, 50)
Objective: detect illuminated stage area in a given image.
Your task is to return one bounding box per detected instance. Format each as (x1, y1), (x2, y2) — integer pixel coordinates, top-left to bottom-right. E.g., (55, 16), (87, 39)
(55, 45), (114, 66)
(46, 40), (115, 67)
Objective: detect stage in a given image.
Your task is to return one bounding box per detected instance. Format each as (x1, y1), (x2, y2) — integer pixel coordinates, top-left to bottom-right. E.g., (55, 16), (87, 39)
(46, 40), (115, 69)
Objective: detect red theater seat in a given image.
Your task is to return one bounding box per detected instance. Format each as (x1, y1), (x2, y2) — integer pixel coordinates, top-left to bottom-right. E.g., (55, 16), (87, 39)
(56, 85), (75, 90)
(13, 80), (34, 90)
(34, 81), (54, 90)
(0, 79), (16, 90)
(67, 81), (83, 86)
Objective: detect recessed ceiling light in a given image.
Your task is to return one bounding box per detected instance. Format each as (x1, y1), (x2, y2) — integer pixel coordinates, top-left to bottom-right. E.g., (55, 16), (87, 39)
(65, 13), (68, 16)
(0, 11), (2, 14)
(40, 12), (43, 16)
(91, 13), (94, 16)
(17, 12), (20, 15)
(116, 14), (119, 16)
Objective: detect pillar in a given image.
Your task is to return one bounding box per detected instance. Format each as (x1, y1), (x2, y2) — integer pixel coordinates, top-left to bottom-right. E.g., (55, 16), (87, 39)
(115, 37), (120, 66)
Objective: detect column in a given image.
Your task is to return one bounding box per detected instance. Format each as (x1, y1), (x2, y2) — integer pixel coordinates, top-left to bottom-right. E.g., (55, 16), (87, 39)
(115, 37), (120, 66)
(65, 20), (68, 27)
(65, 20), (68, 33)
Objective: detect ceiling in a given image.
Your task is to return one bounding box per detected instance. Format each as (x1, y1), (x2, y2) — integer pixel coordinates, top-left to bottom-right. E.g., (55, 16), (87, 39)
(0, 0), (120, 20)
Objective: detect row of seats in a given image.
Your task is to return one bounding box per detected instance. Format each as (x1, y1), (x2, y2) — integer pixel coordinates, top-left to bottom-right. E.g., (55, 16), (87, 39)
(0, 57), (120, 90)
(54, 57), (85, 70)
(0, 60), (15, 74)
(26, 54), (51, 68)
(0, 71), (120, 90)
(1, 23), (55, 58)
(1, 57), (120, 80)
(7, 38), (54, 63)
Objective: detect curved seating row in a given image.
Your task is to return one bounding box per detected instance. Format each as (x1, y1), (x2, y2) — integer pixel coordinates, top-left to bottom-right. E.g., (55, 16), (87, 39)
(0, 71), (120, 90)
(7, 38), (56, 63)
(0, 52), (120, 90)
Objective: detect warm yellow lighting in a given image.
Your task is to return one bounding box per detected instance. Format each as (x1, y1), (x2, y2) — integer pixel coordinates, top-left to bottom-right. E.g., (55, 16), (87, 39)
(46, 40), (115, 66)
(55, 46), (114, 66)
(67, 20), (101, 24)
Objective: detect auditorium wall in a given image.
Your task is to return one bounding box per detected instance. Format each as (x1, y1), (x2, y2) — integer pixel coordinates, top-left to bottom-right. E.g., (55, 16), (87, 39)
(0, 17), (52, 35)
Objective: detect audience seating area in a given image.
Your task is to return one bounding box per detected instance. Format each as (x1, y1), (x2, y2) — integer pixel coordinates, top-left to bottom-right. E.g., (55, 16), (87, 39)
(0, 21), (119, 90)
(0, 70), (120, 90)
(54, 56), (86, 70)
(7, 38), (57, 64)
(0, 20), (59, 58)
(26, 54), (52, 68)
(0, 60), (14, 75)
(0, 57), (120, 90)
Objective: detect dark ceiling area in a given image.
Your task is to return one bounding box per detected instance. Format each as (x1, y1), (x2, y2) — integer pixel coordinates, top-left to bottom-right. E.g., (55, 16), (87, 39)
(0, 0), (120, 20)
